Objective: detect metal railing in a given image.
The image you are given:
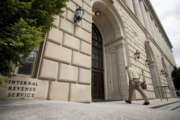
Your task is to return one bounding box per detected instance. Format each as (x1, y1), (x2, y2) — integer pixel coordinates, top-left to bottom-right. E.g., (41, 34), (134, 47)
(156, 85), (169, 101)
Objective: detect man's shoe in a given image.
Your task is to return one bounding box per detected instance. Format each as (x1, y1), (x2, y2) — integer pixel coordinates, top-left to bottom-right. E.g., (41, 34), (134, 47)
(143, 101), (150, 105)
(125, 100), (131, 104)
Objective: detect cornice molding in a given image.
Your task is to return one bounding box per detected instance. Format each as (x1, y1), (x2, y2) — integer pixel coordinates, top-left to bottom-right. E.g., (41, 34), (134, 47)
(143, 0), (173, 49)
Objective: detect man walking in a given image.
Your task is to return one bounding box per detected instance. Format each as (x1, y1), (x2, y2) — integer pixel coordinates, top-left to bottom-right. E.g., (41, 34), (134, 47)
(125, 66), (150, 105)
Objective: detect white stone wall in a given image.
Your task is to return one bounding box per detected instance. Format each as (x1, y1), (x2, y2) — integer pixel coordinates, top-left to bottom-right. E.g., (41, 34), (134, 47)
(124, 0), (176, 68)
(114, 0), (176, 99)
(113, 1), (156, 99)
(150, 41), (176, 97)
(3, 0), (176, 102)
(38, 0), (92, 102)
(6, 76), (38, 100)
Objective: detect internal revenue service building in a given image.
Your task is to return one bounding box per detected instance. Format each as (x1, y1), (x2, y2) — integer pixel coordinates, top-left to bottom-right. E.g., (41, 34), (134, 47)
(4, 0), (177, 102)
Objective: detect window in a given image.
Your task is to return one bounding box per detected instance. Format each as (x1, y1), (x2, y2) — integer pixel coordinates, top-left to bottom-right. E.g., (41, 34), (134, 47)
(16, 42), (43, 76)
(17, 50), (38, 75)
(92, 24), (103, 69)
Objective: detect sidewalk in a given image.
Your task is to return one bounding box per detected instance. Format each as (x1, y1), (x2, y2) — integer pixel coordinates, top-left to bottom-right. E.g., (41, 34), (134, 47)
(0, 98), (180, 120)
(100, 98), (180, 108)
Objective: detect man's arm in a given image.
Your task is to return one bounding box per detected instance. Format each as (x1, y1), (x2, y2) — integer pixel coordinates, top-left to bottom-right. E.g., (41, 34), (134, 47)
(141, 70), (145, 82)
(126, 66), (132, 80)
(138, 73), (142, 81)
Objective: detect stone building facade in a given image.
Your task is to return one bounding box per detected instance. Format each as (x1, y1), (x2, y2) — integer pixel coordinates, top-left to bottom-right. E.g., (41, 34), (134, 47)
(4, 0), (176, 102)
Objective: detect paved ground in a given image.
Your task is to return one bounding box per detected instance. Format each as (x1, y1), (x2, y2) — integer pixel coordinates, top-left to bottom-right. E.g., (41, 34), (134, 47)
(0, 98), (180, 120)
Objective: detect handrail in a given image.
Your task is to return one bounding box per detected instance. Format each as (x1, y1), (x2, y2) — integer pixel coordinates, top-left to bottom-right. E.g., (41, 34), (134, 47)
(155, 85), (169, 101)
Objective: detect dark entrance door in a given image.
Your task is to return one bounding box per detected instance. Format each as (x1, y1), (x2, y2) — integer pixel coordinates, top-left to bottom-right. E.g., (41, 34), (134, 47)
(92, 24), (104, 101)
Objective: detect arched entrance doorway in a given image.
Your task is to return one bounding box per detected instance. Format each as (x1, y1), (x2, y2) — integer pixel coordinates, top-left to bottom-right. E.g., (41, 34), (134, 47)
(92, 0), (128, 101)
(92, 24), (105, 101)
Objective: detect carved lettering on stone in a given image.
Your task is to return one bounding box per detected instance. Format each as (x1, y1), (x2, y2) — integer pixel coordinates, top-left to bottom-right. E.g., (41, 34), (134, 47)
(7, 79), (38, 99)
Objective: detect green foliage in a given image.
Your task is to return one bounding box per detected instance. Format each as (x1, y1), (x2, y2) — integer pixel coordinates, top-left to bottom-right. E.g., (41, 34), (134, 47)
(0, 0), (68, 75)
(172, 67), (180, 90)
(0, 75), (8, 87)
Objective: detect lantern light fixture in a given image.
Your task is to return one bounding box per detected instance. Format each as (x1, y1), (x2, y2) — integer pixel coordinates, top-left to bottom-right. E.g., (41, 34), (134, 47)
(134, 50), (141, 60)
(74, 7), (84, 23)
(145, 59), (154, 66)
(95, 10), (101, 16)
(160, 69), (166, 75)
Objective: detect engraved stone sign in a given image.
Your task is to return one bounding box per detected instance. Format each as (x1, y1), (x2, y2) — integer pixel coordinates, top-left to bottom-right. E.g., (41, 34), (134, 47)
(7, 76), (38, 99)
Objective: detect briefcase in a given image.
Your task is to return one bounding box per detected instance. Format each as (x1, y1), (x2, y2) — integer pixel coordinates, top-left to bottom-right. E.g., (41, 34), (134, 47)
(141, 81), (147, 89)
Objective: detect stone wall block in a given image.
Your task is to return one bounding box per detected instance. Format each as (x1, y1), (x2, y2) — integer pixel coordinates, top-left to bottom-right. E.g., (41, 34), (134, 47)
(64, 33), (80, 50)
(79, 68), (91, 84)
(72, 0), (82, 6)
(83, 12), (92, 23)
(60, 18), (74, 34)
(67, 1), (76, 11)
(75, 27), (91, 43)
(48, 27), (63, 44)
(84, 0), (91, 6)
(82, 20), (92, 32)
(72, 51), (91, 68)
(70, 84), (91, 102)
(49, 82), (69, 101)
(45, 42), (72, 63)
(40, 59), (58, 79)
(59, 63), (78, 82)
(83, 2), (92, 13)
(67, 10), (75, 22)
(80, 41), (91, 55)
(35, 80), (49, 99)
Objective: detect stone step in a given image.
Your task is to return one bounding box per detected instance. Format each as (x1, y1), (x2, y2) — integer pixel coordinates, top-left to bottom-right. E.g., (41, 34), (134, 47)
(150, 100), (180, 111)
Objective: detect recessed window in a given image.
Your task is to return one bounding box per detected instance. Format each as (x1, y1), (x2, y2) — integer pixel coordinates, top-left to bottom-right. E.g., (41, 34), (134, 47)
(16, 42), (43, 77)
(17, 50), (38, 75)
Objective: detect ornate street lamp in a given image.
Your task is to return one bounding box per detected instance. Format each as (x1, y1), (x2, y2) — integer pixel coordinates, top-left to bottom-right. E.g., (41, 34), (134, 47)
(74, 7), (84, 23)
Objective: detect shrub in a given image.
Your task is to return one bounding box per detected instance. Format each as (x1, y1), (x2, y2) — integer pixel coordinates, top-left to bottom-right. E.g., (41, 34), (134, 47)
(0, 75), (8, 87)
(0, 0), (68, 75)
(172, 67), (180, 90)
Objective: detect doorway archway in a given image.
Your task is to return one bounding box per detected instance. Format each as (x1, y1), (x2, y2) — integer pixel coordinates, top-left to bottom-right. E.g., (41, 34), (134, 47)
(92, 0), (128, 101)
(92, 24), (105, 101)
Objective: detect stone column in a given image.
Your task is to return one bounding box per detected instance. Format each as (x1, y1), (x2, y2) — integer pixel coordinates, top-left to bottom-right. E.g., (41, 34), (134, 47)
(117, 40), (129, 100)
(125, 0), (135, 13)
(133, 0), (145, 25)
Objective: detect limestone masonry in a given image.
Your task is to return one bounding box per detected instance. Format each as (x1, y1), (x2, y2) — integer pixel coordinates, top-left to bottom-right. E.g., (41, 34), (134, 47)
(2, 0), (177, 102)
